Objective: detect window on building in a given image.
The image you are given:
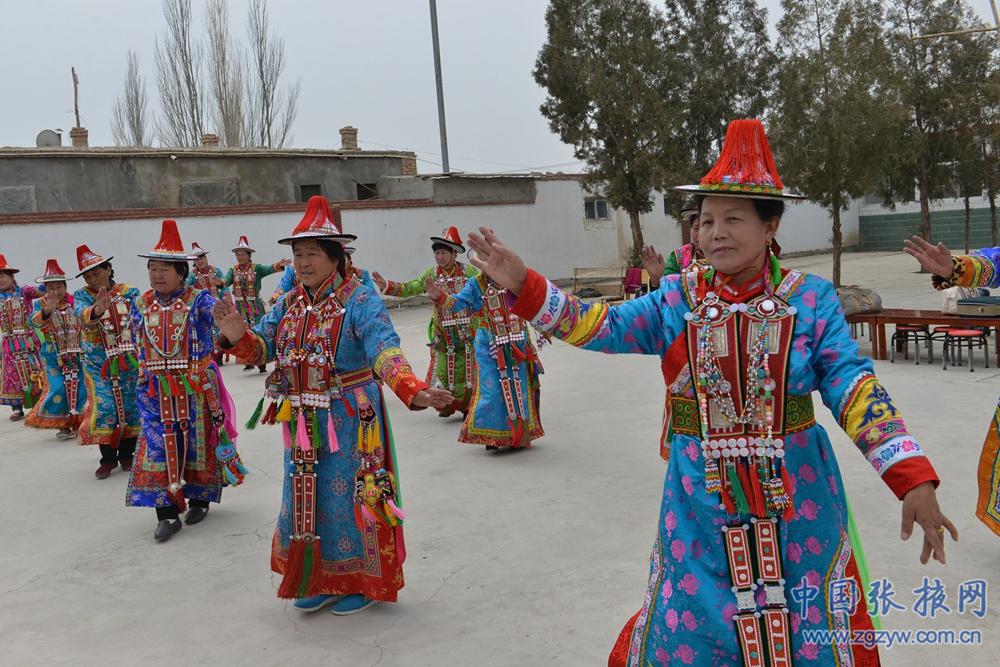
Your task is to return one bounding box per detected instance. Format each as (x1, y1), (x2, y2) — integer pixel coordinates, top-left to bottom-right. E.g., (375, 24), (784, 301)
(299, 184), (322, 201)
(356, 183), (378, 200)
(584, 198), (610, 220)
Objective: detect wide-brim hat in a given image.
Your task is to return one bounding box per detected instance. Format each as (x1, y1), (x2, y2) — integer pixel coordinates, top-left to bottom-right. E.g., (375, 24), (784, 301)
(75, 244), (113, 277)
(279, 196), (357, 245)
(232, 235), (256, 253)
(0, 254), (20, 274)
(345, 246), (356, 256)
(36, 258), (69, 283)
(191, 242), (209, 257)
(675, 119), (804, 201)
(138, 219), (194, 261)
(430, 225), (465, 253)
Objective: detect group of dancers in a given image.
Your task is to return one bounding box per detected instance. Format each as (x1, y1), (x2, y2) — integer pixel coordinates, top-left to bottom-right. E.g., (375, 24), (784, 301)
(2, 118), (994, 664)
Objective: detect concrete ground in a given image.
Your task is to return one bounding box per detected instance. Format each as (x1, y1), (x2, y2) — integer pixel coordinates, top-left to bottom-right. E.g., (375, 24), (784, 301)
(1, 251), (997, 666)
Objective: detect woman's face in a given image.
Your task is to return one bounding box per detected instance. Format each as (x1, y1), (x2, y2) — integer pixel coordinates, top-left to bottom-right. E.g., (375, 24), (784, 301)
(292, 239), (337, 290)
(697, 196), (779, 277)
(194, 255), (209, 270)
(434, 248), (457, 268)
(688, 215), (701, 251)
(235, 249), (252, 265)
(46, 281), (68, 302)
(148, 260), (185, 294)
(0, 271), (15, 291)
(83, 264), (112, 291)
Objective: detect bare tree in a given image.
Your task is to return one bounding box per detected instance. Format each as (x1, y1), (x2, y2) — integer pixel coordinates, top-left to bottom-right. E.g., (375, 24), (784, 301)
(155, 0), (205, 146)
(244, 0), (300, 147)
(205, 0), (244, 146)
(110, 51), (151, 146)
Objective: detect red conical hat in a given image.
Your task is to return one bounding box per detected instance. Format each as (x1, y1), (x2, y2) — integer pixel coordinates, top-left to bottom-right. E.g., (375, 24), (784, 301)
(75, 244), (113, 277)
(676, 119), (803, 200)
(278, 196), (357, 245)
(190, 242), (209, 257)
(0, 254), (20, 274)
(429, 225), (465, 253)
(232, 235), (256, 253)
(138, 219), (193, 261)
(36, 258), (69, 283)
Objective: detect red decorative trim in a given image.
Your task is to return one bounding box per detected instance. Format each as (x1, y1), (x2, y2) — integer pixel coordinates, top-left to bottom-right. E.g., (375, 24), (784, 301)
(882, 457), (940, 499)
(227, 331), (266, 366)
(510, 269), (548, 320)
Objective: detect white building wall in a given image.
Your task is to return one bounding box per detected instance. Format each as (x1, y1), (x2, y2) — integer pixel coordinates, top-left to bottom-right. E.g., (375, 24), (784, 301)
(0, 178), (857, 292)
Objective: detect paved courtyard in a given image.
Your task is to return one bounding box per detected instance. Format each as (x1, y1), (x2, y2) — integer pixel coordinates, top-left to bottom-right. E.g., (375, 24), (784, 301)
(1, 251), (997, 666)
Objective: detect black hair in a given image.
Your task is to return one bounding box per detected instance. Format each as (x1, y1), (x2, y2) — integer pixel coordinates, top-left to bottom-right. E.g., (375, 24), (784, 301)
(317, 239), (347, 277)
(146, 259), (190, 281)
(693, 195), (785, 222)
(432, 242), (458, 254)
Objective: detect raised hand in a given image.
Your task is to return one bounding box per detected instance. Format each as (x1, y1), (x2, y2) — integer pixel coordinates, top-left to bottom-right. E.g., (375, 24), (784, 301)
(424, 277), (444, 301)
(411, 387), (454, 409)
(902, 236), (954, 278)
(466, 227), (528, 293)
(93, 287), (111, 317)
(40, 295), (54, 317)
(640, 245), (665, 280)
(277, 258), (292, 269)
(372, 271), (388, 292)
(900, 481), (958, 565)
(213, 295), (247, 344)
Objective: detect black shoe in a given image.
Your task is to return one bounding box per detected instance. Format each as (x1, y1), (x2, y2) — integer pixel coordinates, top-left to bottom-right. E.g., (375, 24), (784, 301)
(185, 505), (209, 525)
(258, 366), (267, 374)
(243, 365), (253, 372)
(154, 519), (182, 542)
(485, 445), (499, 451)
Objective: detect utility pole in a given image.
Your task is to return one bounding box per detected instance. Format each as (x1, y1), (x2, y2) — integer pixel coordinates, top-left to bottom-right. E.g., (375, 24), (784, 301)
(428, 0), (450, 173)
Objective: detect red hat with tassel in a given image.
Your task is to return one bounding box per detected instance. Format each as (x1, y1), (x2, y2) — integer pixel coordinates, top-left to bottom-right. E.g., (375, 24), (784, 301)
(35, 258), (69, 283)
(676, 119), (803, 200)
(279, 196), (356, 245)
(429, 226), (465, 253)
(138, 219), (194, 261)
(0, 254), (20, 274)
(75, 244), (113, 277)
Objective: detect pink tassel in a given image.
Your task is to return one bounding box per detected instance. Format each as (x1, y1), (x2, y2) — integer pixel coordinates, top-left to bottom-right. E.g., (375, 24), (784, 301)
(327, 411), (339, 453)
(282, 422), (292, 449)
(296, 410), (310, 452)
(360, 504), (378, 524)
(386, 498), (406, 521)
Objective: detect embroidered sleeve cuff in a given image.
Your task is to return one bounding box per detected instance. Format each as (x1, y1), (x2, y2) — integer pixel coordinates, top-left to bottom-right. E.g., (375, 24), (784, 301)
(933, 255), (993, 290)
(373, 346), (429, 409)
(880, 456), (941, 499)
(225, 331), (266, 365)
(384, 280), (403, 297)
(511, 269), (556, 325)
(865, 435), (940, 499)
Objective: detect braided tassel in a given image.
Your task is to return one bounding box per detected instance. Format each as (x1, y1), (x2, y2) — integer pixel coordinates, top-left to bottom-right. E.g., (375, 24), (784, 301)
(727, 461), (750, 515)
(295, 410), (310, 452)
(310, 410), (322, 450)
(245, 396), (265, 430)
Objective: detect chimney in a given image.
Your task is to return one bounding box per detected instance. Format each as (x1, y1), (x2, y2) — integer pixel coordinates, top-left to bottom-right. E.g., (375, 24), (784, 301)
(339, 126), (359, 151)
(201, 133), (220, 148)
(69, 127), (89, 148)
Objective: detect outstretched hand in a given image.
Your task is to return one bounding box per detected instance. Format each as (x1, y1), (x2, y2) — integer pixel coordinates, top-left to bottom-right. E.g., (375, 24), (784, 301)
(277, 258), (292, 269)
(424, 277), (444, 301)
(466, 226), (528, 293)
(213, 294), (247, 344)
(412, 387), (453, 410)
(902, 236), (954, 278)
(640, 245), (665, 281)
(900, 481), (958, 565)
(92, 287), (111, 317)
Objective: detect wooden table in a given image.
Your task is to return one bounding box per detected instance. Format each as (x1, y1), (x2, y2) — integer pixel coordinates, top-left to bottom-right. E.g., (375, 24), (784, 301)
(846, 308), (1000, 363)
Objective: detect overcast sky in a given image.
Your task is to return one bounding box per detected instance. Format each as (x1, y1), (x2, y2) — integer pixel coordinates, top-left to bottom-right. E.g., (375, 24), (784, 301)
(0, 0), (996, 173)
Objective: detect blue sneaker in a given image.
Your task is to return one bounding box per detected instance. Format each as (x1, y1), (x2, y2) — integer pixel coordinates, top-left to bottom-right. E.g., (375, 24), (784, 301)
(330, 594), (379, 616)
(292, 594), (340, 612)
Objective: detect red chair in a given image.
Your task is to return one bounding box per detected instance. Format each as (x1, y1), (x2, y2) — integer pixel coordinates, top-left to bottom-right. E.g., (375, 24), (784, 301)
(942, 329), (990, 372)
(890, 324), (931, 364)
(623, 267), (645, 299)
